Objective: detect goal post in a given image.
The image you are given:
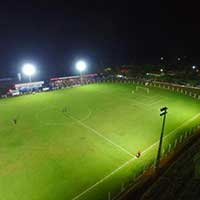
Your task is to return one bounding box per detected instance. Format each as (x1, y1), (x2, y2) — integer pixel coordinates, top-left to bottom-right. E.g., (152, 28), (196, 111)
(135, 86), (150, 94)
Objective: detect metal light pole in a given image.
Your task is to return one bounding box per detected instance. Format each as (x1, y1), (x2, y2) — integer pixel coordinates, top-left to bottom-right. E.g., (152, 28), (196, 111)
(155, 106), (168, 173)
(75, 60), (87, 85)
(80, 71), (83, 84)
(29, 75), (32, 83)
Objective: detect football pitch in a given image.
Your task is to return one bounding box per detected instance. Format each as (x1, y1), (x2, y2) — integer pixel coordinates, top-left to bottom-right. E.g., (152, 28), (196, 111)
(0, 83), (200, 200)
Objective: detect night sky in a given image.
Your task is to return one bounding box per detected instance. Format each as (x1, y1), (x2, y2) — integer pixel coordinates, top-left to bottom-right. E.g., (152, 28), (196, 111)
(0, 1), (199, 79)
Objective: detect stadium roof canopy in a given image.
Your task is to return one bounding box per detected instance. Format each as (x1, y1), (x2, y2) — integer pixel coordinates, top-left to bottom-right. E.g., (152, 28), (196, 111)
(50, 74), (97, 81)
(0, 77), (12, 82)
(15, 81), (44, 89)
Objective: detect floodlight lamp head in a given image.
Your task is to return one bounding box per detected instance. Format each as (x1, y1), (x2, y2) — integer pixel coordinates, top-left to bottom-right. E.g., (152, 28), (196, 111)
(22, 63), (36, 76)
(76, 60), (86, 72)
(160, 107), (168, 112)
(160, 106), (168, 116)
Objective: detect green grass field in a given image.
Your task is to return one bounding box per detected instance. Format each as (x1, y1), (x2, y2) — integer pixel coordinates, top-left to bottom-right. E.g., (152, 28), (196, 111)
(0, 83), (200, 200)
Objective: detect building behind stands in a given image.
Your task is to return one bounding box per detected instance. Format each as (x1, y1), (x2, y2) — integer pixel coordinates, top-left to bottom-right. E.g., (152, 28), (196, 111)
(0, 77), (14, 96)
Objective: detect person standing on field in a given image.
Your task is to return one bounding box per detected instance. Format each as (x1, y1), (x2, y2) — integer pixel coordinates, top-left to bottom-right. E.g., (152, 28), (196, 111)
(12, 118), (17, 125)
(136, 150), (141, 158)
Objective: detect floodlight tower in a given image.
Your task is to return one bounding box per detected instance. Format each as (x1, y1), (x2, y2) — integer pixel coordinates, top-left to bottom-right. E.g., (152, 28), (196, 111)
(155, 106), (168, 173)
(22, 63), (36, 82)
(75, 60), (87, 84)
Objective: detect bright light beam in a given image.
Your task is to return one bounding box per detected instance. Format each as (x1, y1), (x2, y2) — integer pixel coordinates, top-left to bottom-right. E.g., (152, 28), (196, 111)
(75, 60), (87, 72)
(22, 63), (36, 82)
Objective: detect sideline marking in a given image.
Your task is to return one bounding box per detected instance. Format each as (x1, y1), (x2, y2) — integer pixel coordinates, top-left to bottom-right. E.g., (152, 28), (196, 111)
(71, 112), (200, 200)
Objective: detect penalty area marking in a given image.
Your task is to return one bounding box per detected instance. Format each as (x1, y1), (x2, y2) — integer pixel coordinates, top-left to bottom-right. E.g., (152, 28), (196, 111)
(71, 112), (200, 200)
(148, 99), (167, 107)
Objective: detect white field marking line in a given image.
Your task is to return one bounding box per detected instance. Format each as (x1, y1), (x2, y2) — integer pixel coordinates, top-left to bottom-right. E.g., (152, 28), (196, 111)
(130, 98), (162, 109)
(148, 99), (167, 106)
(35, 104), (92, 126)
(43, 122), (66, 126)
(71, 112), (200, 200)
(71, 157), (138, 200)
(79, 107), (93, 122)
(97, 89), (162, 108)
(131, 98), (164, 108)
(131, 101), (154, 112)
(131, 95), (168, 110)
(136, 112), (200, 155)
(133, 93), (161, 100)
(131, 104), (154, 112)
(97, 89), (150, 102)
(34, 105), (67, 126)
(131, 102), (148, 107)
(130, 105), (141, 111)
(137, 95), (168, 103)
(131, 93), (166, 104)
(130, 97), (151, 105)
(132, 104), (159, 112)
(144, 94), (167, 102)
(65, 113), (134, 157)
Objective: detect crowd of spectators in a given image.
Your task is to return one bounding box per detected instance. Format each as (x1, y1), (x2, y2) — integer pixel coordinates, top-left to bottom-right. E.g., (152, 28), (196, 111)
(49, 74), (98, 89)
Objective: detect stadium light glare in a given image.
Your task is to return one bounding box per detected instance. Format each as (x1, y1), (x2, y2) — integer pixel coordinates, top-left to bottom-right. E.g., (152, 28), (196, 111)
(76, 60), (87, 72)
(75, 60), (87, 84)
(22, 63), (36, 82)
